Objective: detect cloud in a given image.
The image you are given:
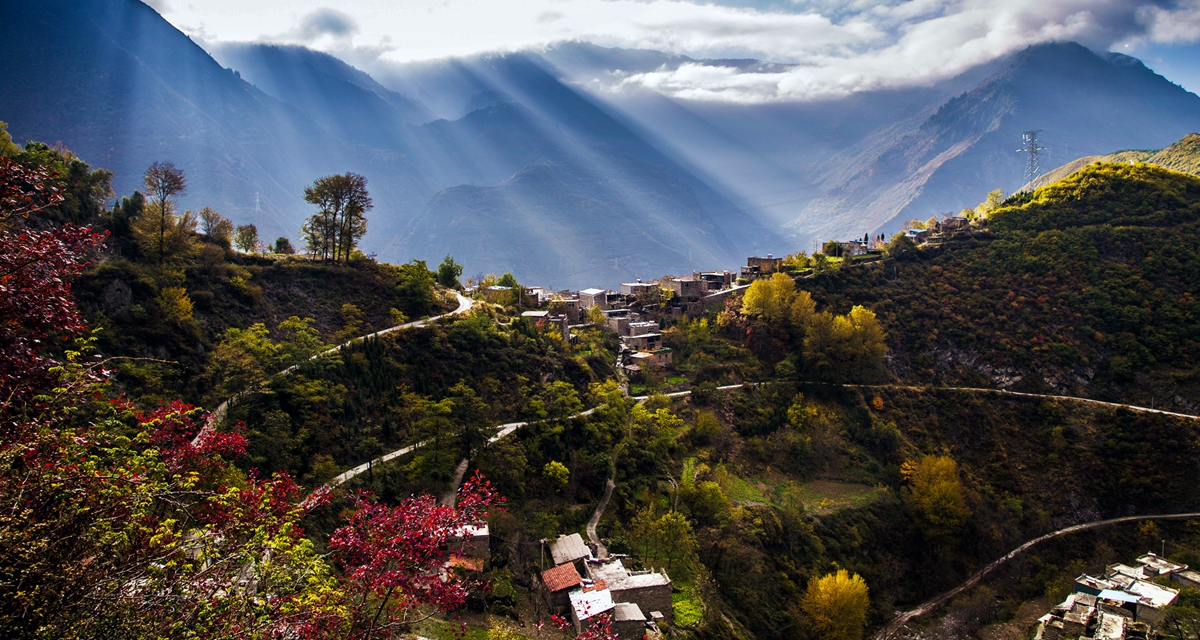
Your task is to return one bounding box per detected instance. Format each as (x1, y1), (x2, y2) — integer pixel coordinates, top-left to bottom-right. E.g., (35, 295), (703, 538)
(142, 0), (171, 12)
(594, 0), (1200, 102)
(161, 0), (1200, 102)
(294, 8), (359, 44)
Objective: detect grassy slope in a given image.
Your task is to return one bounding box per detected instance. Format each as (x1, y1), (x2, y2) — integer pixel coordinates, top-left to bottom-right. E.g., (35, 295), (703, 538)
(1027, 132), (1200, 189)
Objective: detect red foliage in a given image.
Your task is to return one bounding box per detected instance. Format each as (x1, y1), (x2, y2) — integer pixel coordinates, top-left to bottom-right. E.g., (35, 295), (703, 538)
(0, 223), (105, 399)
(329, 473), (503, 638)
(0, 156), (63, 221)
(141, 400), (247, 473)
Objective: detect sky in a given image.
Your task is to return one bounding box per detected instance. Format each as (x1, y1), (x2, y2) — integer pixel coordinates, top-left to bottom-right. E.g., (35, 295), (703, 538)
(152, 0), (1200, 102)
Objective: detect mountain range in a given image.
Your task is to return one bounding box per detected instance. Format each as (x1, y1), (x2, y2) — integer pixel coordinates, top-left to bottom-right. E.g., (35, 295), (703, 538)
(3, 0), (1200, 285)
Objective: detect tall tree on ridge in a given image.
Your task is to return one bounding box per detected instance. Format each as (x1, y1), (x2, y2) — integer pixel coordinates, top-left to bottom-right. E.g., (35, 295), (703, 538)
(142, 162), (186, 264)
(302, 173), (371, 262)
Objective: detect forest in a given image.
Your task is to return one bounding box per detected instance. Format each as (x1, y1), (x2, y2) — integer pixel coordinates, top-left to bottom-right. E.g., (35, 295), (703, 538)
(6, 116), (1200, 640)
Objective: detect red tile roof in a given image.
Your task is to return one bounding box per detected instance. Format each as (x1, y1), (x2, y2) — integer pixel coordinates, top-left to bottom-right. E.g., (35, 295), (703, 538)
(542, 562), (583, 593)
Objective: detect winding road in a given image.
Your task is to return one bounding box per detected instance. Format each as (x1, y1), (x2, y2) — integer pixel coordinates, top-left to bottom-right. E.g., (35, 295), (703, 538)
(327, 380), (1200, 493)
(872, 512), (1200, 640)
(194, 292), (475, 443)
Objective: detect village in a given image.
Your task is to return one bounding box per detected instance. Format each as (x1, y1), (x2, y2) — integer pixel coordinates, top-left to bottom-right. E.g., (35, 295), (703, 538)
(464, 214), (977, 389)
(1036, 551), (1200, 640)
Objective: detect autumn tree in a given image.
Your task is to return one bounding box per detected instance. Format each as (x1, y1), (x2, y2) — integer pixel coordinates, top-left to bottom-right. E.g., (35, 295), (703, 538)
(903, 454), (971, 541)
(800, 569), (870, 640)
(302, 172), (371, 262)
(803, 305), (886, 383)
(742, 272), (796, 322)
(234, 223), (260, 253)
(131, 200), (197, 263)
(330, 474), (502, 637)
(142, 161), (187, 263)
(198, 206), (233, 247)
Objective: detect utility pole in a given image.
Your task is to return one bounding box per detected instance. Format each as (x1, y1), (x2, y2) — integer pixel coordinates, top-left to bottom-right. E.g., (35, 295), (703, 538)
(1018, 130), (1046, 190)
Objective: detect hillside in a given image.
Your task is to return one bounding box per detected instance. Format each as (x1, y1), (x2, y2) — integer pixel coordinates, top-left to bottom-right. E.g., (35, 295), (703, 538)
(798, 162), (1200, 414)
(1027, 132), (1200, 189)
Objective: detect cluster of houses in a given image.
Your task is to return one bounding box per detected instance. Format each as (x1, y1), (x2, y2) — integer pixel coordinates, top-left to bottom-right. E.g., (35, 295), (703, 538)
(1035, 552), (1199, 640)
(487, 267), (752, 381)
(903, 215), (972, 243)
(541, 533), (672, 640)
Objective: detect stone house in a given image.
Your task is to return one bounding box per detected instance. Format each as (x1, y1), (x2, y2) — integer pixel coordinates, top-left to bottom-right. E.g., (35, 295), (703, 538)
(550, 533), (592, 574)
(622, 332), (662, 351)
(579, 288), (611, 311)
(741, 255), (782, 280)
(664, 278), (703, 302)
(620, 281), (659, 298)
(585, 556), (673, 623)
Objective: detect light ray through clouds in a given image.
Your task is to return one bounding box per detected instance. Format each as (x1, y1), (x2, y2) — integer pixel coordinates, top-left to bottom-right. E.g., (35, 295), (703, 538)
(160, 0), (1200, 102)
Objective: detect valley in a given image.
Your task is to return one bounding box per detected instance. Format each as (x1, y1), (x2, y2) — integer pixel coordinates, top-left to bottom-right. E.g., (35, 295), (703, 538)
(6, 1), (1200, 639)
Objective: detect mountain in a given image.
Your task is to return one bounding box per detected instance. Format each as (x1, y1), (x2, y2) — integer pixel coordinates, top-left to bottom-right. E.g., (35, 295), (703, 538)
(0, 2), (771, 287)
(0, 0), (433, 242)
(208, 43), (434, 146)
(540, 42), (1200, 249)
(785, 43), (1200, 239)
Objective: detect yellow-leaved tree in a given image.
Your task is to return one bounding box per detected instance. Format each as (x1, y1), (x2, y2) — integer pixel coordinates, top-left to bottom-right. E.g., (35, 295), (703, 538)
(903, 454), (971, 541)
(801, 569), (870, 640)
(741, 272), (796, 321)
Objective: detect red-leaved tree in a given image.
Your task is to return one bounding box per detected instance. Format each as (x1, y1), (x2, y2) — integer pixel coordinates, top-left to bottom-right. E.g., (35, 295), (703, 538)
(330, 474), (503, 639)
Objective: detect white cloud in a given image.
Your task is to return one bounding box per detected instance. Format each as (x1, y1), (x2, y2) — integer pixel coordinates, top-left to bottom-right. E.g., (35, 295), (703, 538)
(158, 0), (1200, 102)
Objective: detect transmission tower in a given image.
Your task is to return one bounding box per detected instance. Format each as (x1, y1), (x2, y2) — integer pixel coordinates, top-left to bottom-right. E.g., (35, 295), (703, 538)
(1018, 130), (1046, 189)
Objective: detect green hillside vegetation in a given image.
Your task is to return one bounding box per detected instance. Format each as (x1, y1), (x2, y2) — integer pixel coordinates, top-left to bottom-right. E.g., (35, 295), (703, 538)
(11, 124), (1200, 640)
(795, 162), (1200, 409)
(1027, 132), (1200, 189)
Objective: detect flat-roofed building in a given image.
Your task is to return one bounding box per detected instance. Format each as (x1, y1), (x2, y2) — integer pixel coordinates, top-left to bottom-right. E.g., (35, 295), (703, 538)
(611, 602), (648, 640)
(664, 277), (703, 302)
(585, 556), (673, 623)
(579, 288), (611, 311)
(619, 281), (658, 297)
(569, 584), (616, 633)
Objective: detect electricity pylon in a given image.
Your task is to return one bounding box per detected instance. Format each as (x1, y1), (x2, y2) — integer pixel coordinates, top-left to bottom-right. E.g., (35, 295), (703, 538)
(1018, 130), (1046, 189)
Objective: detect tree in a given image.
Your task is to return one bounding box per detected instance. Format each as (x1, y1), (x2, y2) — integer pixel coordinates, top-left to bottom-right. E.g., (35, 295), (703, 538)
(329, 473), (501, 637)
(234, 223), (260, 253)
(437, 254), (463, 288)
(274, 236), (295, 254)
(142, 162), (187, 263)
(801, 569), (870, 640)
(302, 173), (371, 262)
(886, 232), (917, 260)
(131, 201), (197, 263)
(157, 286), (194, 324)
(198, 207), (233, 247)
(903, 455), (971, 541)
(742, 272), (796, 322)
(543, 460), (570, 490)
(822, 240), (841, 256)
(395, 260), (436, 317)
